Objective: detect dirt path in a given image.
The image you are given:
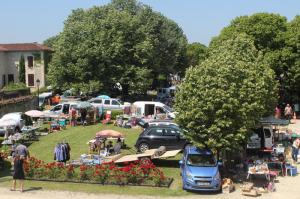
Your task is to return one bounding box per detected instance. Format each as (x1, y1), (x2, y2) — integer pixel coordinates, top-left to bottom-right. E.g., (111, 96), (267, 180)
(1, 172), (300, 199)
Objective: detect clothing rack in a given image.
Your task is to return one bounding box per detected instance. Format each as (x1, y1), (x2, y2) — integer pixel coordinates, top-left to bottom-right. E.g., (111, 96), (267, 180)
(54, 142), (71, 163)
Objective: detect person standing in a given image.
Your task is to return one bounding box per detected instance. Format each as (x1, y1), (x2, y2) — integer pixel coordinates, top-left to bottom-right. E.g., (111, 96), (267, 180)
(284, 104), (293, 121)
(80, 108), (87, 126)
(292, 138), (300, 164)
(70, 107), (77, 126)
(11, 155), (25, 192)
(15, 143), (30, 159)
(275, 105), (281, 119)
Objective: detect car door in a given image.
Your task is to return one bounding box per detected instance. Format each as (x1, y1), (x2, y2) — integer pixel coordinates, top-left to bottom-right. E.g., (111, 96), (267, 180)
(51, 104), (63, 114)
(62, 104), (70, 114)
(263, 127), (273, 148)
(164, 127), (186, 150)
(103, 99), (111, 109)
(111, 99), (121, 110)
(147, 127), (166, 149)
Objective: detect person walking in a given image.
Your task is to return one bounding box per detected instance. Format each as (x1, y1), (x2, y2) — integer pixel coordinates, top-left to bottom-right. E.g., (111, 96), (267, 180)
(11, 155), (25, 192)
(284, 104), (293, 121)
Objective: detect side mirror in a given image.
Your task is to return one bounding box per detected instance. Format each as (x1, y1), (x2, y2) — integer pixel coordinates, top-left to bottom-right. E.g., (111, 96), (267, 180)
(179, 160), (183, 165)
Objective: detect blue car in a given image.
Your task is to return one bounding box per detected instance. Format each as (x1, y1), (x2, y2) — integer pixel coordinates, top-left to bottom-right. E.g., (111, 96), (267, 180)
(180, 146), (221, 192)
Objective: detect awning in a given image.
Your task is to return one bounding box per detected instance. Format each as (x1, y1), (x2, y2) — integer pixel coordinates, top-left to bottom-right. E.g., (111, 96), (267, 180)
(259, 116), (289, 126)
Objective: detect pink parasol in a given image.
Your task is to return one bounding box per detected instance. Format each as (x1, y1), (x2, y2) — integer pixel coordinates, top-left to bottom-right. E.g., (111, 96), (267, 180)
(25, 110), (45, 118)
(96, 130), (124, 138)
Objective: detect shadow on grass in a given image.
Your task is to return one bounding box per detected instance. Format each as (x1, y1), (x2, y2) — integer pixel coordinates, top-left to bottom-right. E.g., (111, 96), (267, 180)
(153, 159), (180, 168)
(0, 160), (11, 177)
(23, 187), (43, 192)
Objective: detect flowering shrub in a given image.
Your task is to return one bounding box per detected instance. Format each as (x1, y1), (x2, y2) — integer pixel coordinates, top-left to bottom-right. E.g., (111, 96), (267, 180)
(24, 157), (171, 187)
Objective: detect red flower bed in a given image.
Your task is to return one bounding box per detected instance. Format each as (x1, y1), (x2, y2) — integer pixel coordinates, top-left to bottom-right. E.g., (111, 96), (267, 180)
(24, 157), (171, 187)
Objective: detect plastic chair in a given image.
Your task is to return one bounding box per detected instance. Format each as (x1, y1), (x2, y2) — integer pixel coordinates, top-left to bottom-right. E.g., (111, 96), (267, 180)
(285, 163), (297, 176)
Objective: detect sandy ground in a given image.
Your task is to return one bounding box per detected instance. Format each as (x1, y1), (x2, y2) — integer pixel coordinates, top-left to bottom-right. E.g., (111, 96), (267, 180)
(1, 120), (300, 199)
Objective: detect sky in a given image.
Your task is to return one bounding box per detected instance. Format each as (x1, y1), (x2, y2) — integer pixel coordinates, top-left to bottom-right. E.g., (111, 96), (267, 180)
(0, 0), (299, 46)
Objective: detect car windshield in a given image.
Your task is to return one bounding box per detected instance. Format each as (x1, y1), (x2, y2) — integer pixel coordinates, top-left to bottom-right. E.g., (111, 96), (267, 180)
(163, 105), (173, 112)
(187, 154), (216, 167)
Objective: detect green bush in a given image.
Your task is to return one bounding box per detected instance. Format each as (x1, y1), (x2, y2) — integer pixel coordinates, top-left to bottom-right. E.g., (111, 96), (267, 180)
(2, 83), (27, 91)
(110, 110), (123, 120)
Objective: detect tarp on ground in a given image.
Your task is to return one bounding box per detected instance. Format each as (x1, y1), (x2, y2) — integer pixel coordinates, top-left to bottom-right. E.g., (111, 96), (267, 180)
(259, 116), (289, 126)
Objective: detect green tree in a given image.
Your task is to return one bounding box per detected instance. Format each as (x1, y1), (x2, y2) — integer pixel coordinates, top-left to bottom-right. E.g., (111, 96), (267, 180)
(210, 13), (287, 103)
(47, 0), (187, 96)
(186, 42), (207, 67)
(175, 35), (277, 153)
(18, 54), (25, 83)
(284, 16), (300, 102)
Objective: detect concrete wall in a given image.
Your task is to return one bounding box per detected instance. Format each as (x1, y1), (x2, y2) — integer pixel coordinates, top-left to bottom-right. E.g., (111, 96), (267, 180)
(0, 97), (38, 118)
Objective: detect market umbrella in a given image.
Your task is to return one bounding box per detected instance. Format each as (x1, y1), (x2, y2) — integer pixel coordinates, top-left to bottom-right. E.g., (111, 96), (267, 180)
(0, 119), (17, 127)
(77, 101), (92, 109)
(25, 110), (45, 118)
(96, 130), (124, 138)
(96, 95), (110, 99)
(43, 112), (60, 118)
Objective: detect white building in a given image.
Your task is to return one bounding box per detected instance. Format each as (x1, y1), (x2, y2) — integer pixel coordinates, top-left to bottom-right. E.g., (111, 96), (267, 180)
(0, 43), (52, 91)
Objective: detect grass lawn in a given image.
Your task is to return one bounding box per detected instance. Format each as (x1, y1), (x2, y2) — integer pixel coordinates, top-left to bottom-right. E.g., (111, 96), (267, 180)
(0, 123), (192, 196)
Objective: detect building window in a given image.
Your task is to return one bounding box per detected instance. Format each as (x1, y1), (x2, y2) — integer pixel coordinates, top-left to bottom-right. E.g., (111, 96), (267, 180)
(8, 74), (14, 84)
(2, 75), (6, 87)
(27, 56), (33, 67)
(28, 74), (34, 86)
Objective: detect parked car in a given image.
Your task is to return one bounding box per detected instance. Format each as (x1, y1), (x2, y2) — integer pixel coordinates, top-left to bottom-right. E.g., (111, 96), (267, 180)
(38, 92), (53, 108)
(180, 146), (222, 192)
(0, 112), (28, 136)
(247, 125), (273, 151)
(135, 125), (188, 152)
(44, 102), (79, 115)
(147, 120), (178, 127)
(88, 98), (129, 110)
(132, 101), (176, 119)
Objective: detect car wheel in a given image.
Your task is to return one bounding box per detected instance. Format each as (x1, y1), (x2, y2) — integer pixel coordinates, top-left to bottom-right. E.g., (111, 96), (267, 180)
(139, 143), (149, 153)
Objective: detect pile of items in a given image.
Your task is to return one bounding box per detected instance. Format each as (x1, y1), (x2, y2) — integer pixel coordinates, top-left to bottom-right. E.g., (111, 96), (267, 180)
(222, 178), (234, 193)
(241, 181), (275, 197)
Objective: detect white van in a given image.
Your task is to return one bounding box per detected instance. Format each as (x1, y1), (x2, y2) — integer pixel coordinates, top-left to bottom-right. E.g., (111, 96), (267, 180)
(132, 101), (176, 119)
(157, 86), (176, 100)
(44, 102), (79, 115)
(247, 125), (273, 150)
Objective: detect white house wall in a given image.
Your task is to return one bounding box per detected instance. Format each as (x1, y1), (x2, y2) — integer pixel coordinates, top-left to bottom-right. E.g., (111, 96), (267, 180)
(0, 51), (46, 90)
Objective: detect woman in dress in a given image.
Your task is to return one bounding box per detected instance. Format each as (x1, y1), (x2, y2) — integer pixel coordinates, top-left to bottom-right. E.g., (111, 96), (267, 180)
(11, 155), (25, 192)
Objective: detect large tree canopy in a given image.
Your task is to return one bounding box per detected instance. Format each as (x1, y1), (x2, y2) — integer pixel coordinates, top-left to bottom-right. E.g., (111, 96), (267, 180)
(175, 35), (277, 152)
(284, 16), (300, 102)
(209, 13), (300, 104)
(47, 0), (187, 95)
